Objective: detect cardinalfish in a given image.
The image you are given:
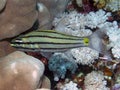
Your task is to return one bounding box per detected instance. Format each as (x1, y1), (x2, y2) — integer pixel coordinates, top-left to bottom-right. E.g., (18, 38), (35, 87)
(11, 30), (90, 52)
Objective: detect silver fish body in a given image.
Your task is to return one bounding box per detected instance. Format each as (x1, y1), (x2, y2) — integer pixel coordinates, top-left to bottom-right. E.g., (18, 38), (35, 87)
(11, 30), (89, 52)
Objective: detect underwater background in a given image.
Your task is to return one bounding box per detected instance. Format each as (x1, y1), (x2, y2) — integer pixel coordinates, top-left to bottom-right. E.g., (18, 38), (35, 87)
(0, 0), (120, 90)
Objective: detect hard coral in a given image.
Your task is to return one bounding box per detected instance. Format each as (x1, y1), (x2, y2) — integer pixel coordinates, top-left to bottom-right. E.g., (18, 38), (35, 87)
(86, 9), (111, 29)
(53, 9), (111, 37)
(0, 51), (45, 90)
(84, 71), (110, 90)
(53, 10), (92, 37)
(71, 47), (99, 65)
(60, 81), (79, 90)
(105, 0), (120, 12)
(104, 21), (120, 59)
(0, 0), (38, 40)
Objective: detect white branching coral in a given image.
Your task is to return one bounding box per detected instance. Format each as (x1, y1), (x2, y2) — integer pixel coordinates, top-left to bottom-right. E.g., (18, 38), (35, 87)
(104, 21), (120, 59)
(70, 47), (99, 65)
(52, 9), (117, 62)
(60, 81), (79, 90)
(53, 11), (92, 37)
(86, 9), (111, 29)
(105, 0), (120, 12)
(84, 71), (110, 90)
(105, 21), (120, 46)
(53, 9), (111, 37)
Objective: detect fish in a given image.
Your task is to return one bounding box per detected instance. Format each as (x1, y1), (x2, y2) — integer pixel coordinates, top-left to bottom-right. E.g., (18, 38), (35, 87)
(11, 30), (89, 52)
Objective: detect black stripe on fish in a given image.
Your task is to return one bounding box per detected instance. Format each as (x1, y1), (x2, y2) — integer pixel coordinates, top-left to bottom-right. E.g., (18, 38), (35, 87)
(18, 35), (82, 40)
(11, 41), (83, 44)
(12, 45), (83, 52)
(25, 30), (83, 38)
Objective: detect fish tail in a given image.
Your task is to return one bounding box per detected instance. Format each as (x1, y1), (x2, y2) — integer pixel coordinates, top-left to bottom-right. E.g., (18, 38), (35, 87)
(88, 30), (108, 54)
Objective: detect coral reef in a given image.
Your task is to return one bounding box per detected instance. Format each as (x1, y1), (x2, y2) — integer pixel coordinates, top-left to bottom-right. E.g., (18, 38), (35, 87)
(104, 21), (120, 59)
(53, 10), (92, 37)
(86, 9), (111, 29)
(53, 9), (111, 32)
(48, 53), (78, 81)
(105, 0), (120, 12)
(60, 81), (79, 90)
(93, 0), (120, 12)
(70, 47), (99, 65)
(0, 51), (47, 90)
(0, 0), (38, 40)
(1, 0), (120, 89)
(84, 71), (110, 90)
(37, 0), (72, 29)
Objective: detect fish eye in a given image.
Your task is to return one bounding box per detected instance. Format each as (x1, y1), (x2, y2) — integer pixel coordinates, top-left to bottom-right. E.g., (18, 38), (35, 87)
(83, 38), (89, 46)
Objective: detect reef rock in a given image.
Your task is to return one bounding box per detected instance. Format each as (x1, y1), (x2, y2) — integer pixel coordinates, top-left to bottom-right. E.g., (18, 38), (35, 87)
(37, 0), (71, 29)
(0, 41), (16, 57)
(0, 0), (38, 40)
(40, 76), (51, 89)
(0, 51), (45, 90)
(0, 0), (6, 11)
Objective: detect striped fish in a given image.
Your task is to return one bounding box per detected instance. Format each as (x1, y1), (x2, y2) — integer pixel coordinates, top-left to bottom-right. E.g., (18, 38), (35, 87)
(11, 30), (89, 52)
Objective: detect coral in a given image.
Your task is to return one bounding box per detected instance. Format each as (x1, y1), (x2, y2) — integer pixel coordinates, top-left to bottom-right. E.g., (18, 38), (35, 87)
(84, 71), (110, 90)
(2, 0), (120, 89)
(53, 9), (111, 37)
(104, 21), (120, 59)
(86, 9), (111, 29)
(39, 76), (51, 89)
(0, 51), (45, 90)
(60, 81), (79, 90)
(93, 0), (120, 12)
(70, 47), (99, 65)
(38, 0), (72, 29)
(111, 45), (120, 59)
(53, 10), (92, 37)
(105, 0), (120, 12)
(52, 9), (112, 62)
(0, 0), (72, 40)
(93, 0), (106, 9)
(0, 0), (38, 40)
(48, 53), (78, 81)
